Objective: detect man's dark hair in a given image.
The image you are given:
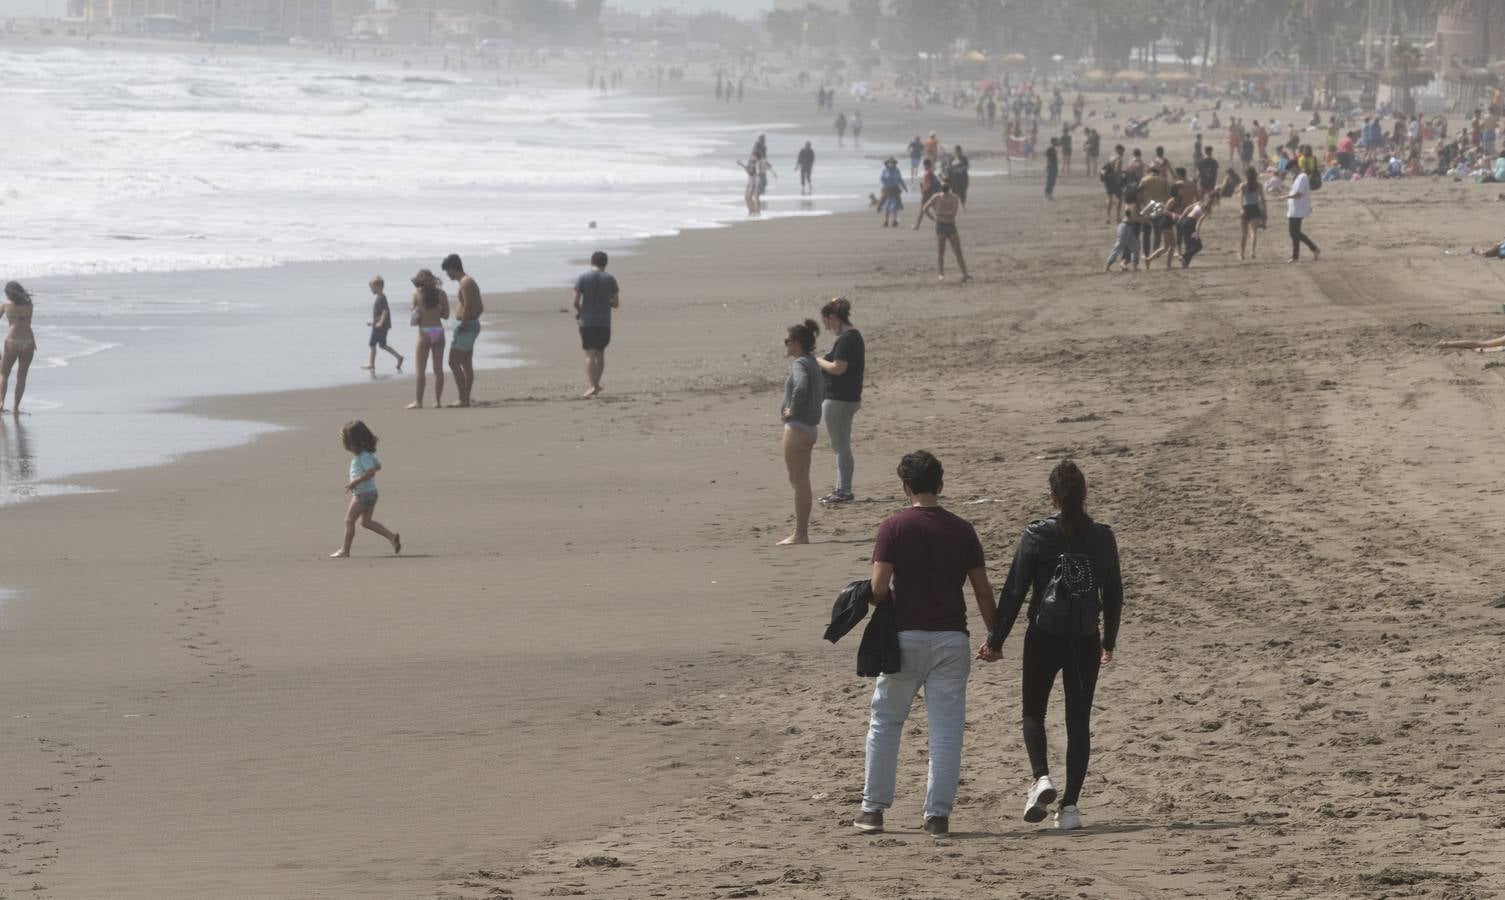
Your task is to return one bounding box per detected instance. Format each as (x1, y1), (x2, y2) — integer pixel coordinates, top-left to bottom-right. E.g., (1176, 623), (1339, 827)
(897, 451), (943, 495)
(591, 251), (608, 268)
(442, 253), (463, 273)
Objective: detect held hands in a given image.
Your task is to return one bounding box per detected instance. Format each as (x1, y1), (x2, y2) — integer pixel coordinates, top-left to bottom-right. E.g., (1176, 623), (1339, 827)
(975, 642), (1001, 662)
(1101, 649), (1114, 666)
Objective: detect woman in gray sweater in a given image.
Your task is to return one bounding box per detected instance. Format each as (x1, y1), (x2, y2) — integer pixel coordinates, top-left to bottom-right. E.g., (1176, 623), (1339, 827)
(779, 318), (824, 545)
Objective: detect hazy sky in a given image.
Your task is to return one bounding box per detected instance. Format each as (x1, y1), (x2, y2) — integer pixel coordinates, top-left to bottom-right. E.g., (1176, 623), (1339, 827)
(0, 0), (772, 17)
(608, 0), (771, 13)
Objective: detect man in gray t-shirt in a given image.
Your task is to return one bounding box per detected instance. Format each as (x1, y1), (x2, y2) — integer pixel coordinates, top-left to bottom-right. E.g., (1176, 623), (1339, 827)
(573, 250), (620, 398)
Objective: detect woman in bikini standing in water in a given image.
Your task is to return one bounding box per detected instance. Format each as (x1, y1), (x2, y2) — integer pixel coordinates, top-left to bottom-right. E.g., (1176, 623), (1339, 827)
(1, 282), (37, 415)
(407, 269), (450, 409)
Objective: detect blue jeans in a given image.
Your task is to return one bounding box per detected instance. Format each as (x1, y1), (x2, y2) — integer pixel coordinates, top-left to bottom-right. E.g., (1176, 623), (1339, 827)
(862, 630), (971, 819)
(821, 399), (860, 494)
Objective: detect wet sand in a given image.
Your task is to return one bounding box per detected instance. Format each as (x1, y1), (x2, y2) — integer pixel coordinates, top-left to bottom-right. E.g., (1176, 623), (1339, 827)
(4, 94), (1505, 898)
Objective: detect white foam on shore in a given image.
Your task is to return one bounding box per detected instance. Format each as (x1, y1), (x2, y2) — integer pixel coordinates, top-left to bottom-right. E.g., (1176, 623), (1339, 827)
(0, 47), (874, 282)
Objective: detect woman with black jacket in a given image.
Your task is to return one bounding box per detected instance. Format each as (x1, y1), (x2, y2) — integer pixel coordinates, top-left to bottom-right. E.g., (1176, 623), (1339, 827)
(977, 461), (1123, 830)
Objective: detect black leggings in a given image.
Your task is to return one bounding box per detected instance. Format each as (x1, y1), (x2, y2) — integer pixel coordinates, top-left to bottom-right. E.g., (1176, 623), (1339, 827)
(1021, 627), (1102, 807)
(1288, 217), (1318, 259)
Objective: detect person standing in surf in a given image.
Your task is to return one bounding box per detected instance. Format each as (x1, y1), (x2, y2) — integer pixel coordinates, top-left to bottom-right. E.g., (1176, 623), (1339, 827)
(0, 282), (37, 415)
(443, 254), (482, 408)
(797, 141), (816, 195)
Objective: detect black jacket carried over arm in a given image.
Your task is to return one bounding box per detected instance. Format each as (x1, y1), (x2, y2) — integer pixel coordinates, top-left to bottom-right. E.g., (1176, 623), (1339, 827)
(987, 516), (1123, 653)
(824, 579), (901, 677)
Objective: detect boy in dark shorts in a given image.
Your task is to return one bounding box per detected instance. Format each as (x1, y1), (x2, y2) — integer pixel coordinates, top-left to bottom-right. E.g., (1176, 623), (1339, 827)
(364, 277), (403, 372)
(573, 251), (620, 398)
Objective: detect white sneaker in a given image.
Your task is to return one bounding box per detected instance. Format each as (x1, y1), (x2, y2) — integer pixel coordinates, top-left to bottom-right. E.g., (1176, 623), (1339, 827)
(1054, 804), (1083, 830)
(1023, 775), (1057, 823)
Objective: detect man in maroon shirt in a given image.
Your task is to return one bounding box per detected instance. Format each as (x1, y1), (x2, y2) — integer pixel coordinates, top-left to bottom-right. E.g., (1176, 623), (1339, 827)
(852, 451), (996, 838)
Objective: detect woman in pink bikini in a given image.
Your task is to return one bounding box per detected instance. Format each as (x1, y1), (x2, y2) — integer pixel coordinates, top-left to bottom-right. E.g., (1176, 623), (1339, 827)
(407, 269), (450, 409)
(1, 282), (37, 415)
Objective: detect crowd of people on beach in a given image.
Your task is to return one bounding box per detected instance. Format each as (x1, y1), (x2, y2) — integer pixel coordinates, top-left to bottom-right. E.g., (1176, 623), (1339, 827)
(1092, 134), (1320, 270)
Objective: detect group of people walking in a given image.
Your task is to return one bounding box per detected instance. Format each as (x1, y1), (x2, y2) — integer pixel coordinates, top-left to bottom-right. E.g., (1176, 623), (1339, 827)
(826, 452), (1123, 836)
(1097, 137), (1320, 271)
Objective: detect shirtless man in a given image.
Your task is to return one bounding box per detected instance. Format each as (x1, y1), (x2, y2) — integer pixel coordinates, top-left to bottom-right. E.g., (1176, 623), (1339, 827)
(442, 254), (483, 408)
(1, 282), (37, 415)
(916, 181), (970, 282)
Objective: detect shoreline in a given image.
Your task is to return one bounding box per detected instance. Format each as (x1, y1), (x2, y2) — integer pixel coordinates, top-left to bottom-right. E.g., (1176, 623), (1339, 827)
(0, 46), (896, 508)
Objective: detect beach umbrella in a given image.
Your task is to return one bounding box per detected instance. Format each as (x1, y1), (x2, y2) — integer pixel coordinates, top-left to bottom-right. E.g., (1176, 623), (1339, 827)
(1001, 52), (1027, 64)
(961, 50), (988, 63)
(1085, 69), (1108, 80)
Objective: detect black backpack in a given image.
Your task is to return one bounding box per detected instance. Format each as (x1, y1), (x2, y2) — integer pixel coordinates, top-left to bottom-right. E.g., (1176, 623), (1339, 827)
(1032, 523), (1101, 638)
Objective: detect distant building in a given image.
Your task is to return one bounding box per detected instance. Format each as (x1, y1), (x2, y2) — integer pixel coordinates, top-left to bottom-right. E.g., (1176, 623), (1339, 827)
(1437, 5), (1497, 72)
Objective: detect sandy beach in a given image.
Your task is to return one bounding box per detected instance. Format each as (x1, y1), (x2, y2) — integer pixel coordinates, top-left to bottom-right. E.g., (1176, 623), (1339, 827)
(5, 69), (1505, 899)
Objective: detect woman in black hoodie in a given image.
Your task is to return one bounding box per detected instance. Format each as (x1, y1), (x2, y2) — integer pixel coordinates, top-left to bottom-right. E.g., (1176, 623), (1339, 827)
(977, 460), (1123, 831)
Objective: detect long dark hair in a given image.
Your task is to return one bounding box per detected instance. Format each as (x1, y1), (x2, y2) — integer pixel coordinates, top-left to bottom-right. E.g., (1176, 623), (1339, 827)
(787, 318), (819, 354)
(1050, 460), (1093, 538)
(4, 282), (32, 306)
(341, 420), (378, 454)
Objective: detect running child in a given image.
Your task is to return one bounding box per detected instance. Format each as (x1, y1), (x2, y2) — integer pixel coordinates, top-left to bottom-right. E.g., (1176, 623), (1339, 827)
(331, 420), (401, 559)
(364, 277), (404, 372)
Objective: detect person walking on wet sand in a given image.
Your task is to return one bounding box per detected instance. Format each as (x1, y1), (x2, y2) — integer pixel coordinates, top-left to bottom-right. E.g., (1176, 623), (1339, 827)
(330, 419), (401, 559)
(407, 269), (449, 409)
(878, 157), (907, 228)
(977, 460), (1122, 832)
(363, 277), (404, 373)
(574, 251), (619, 398)
(917, 182), (971, 282)
(443, 254), (483, 408)
(836, 112), (848, 147)
(778, 319), (823, 546)
(797, 141), (816, 195)
(853, 450), (996, 838)
(0, 282), (37, 415)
